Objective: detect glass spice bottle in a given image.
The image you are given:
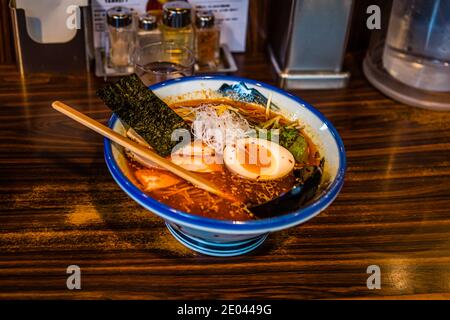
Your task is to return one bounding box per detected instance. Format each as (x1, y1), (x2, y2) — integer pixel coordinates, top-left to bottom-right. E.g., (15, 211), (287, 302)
(161, 1), (194, 51)
(106, 7), (135, 70)
(137, 14), (162, 48)
(194, 11), (220, 69)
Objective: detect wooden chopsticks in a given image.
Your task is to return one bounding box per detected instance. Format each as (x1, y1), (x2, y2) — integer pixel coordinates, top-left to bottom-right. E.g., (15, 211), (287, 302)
(52, 101), (235, 202)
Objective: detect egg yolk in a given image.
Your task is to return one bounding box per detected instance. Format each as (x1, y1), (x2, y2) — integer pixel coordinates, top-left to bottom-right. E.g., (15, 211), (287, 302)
(237, 143), (272, 174)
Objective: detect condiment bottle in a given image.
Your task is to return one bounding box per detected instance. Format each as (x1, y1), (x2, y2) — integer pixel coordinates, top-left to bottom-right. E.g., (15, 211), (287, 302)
(106, 7), (135, 69)
(161, 1), (194, 51)
(137, 14), (162, 48)
(194, 11), (220, 69)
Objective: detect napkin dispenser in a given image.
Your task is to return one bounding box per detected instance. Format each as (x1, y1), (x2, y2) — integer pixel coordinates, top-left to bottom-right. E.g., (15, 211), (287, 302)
(267, 0), (353, 89)
(9, 0), (91, 75)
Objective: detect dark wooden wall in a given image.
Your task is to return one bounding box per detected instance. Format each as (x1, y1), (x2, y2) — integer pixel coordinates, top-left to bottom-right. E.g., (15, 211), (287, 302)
(0, 0), (15, 65)
(0, 0), (380, 66)
(246, 0), (270, 55)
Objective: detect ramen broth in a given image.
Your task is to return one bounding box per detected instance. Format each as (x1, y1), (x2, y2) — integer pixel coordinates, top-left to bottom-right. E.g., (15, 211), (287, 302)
(126, 99), (320, 221)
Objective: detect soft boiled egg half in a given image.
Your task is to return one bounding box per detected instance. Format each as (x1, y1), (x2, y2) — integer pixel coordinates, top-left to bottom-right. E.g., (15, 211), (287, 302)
(223, 137), (295, 180)
(126, 128), (222, 173)
(171, 141), (222, 173)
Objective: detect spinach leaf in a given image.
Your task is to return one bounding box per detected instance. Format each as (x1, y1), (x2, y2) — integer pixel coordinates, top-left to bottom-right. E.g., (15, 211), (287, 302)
(288, 134), (309, 163)
(279, 127), (298, 147)
(279, 127), (309, 163)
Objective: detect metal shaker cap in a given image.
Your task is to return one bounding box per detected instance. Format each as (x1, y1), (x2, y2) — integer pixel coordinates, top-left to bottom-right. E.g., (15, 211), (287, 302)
(196, 11), (215, 28)
(139, 14), (158, 31)
(107, 6), (133, 28)
(163, 1), (192, 28)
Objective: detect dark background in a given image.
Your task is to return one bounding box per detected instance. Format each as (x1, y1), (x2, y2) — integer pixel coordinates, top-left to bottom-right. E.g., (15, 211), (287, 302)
(0, 0), (385, 66)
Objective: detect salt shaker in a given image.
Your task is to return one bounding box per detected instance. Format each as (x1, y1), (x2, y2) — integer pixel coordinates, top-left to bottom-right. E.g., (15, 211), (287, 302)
(106, 7), (135, 70)
(137, 14), (162, 48)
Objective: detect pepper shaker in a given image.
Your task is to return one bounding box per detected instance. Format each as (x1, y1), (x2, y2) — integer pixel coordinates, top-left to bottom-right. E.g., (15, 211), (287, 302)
(194, 11), (220, 69)
(137, 14), (162, 48)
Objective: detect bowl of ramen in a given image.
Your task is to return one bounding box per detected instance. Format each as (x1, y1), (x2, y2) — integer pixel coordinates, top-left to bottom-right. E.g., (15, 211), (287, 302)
(102, 75), (346, 256)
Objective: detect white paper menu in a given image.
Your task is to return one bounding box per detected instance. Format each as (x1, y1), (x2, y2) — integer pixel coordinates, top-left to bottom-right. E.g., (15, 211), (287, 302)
(188, 0), (249, 52)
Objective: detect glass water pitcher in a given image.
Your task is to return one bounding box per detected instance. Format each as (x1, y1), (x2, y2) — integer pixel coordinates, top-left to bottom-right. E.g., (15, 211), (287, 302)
(383, 0), (450, 92)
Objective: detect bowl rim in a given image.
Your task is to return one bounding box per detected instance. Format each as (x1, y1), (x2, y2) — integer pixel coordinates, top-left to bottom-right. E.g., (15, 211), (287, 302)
(104, 75), (346, 234)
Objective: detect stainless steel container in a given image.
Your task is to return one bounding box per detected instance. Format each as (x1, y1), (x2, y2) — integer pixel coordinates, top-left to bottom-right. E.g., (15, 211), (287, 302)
(267, 0), (353, 89)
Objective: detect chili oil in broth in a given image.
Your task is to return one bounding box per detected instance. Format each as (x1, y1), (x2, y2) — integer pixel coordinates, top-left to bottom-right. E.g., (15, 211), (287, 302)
(126, 99), (320, 221)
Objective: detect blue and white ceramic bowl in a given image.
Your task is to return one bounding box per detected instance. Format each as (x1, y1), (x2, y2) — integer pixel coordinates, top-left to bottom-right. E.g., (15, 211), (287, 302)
(104, 76), (346, 257)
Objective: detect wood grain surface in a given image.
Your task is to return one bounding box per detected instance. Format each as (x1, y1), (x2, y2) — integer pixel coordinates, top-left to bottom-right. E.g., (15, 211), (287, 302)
(0, 52), (450, 300)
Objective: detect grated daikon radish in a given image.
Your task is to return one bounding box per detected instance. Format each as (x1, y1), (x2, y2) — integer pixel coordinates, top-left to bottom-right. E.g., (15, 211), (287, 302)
(191, 105), (251, 155)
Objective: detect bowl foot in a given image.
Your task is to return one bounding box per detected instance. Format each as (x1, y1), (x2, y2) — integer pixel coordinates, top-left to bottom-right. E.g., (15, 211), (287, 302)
(166, 223), (268, 257)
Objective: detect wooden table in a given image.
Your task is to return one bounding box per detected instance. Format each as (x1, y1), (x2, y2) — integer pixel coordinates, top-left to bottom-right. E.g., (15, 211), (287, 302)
(1, 53), (450, 300)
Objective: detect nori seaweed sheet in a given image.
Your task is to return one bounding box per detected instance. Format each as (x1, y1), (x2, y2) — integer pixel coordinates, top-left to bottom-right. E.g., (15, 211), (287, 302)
(97, 74), (191, 157)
